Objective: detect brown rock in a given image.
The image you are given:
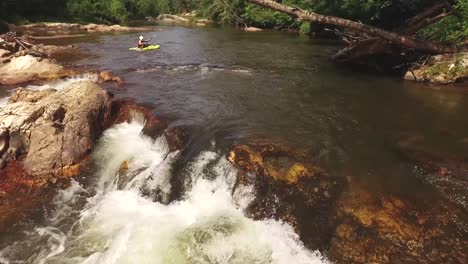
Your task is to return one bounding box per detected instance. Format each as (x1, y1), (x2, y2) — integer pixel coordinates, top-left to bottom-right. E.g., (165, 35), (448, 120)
(0, 81), (111, 233)
(0, 81), (111, 178)
(110, 99), (187, 151)
(8, 88), (56, 103)
(0, 49), (11, 58)
(0, 55), (63, 85)
(99, 71), (124, 85)
(119, 160), (130, 175)
(329, 180), (468, 264)
(398, 136), (468, 212)
(228, 143), (344, 250)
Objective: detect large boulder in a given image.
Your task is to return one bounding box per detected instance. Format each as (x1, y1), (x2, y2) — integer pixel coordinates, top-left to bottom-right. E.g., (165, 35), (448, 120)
(0, 81), (111, 233)
(228, 143), (345, 250)
(0, 55), (63, 85)
(0, 81), (111, 180)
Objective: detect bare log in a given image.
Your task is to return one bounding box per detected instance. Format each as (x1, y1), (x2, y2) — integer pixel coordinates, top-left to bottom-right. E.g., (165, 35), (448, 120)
(248, 0), (455, 54)
(332, 0), (455, 62)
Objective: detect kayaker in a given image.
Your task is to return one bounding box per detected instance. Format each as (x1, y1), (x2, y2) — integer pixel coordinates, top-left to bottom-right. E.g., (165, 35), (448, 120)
(138, 36), (149, 48)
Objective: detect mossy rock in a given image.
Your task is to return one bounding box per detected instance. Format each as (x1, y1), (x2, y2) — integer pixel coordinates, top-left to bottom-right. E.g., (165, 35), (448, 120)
(405, 52), (468, 84)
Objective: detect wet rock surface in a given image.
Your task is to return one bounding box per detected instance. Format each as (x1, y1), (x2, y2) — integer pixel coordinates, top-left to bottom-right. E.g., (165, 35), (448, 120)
(0, 81), (111, 233)
(228, 143), (345, 250)
(0, 81), (111, 178)
(227, 142), (468, 263)
(329, 179), (468, 264)
(110, 99), (186, 151)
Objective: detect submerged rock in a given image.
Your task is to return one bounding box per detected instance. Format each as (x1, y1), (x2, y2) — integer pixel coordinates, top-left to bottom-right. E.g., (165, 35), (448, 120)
(404, 52), (468, 84)
(398, 136), (468, 213)
(329, 180), (468, 264)
(228, 143), (345, 250)
(98, 71), (124, 85)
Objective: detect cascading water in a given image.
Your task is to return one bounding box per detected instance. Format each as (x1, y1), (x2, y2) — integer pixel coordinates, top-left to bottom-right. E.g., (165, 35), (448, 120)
(0, 120), (328, 264)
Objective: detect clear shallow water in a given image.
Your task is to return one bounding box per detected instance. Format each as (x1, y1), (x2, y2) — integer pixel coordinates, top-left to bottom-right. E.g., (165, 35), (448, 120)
(1, 25), (468, 263)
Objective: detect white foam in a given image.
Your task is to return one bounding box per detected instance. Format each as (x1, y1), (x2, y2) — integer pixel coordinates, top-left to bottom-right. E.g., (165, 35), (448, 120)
(24, 74), (98, 91)
(35, 227), (67, 264)
(56, 178), (327, 264)
(4, 122), (328, 264)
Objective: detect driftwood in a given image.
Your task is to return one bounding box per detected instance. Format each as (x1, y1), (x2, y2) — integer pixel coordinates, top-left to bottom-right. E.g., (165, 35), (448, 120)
(0, 32), (46, 63)
(248, 0), (456, 55)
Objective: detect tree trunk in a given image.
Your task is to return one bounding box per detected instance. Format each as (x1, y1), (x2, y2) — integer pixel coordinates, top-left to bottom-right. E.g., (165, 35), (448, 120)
(333, 1), (454, 62)
(248, 0), (455, 54)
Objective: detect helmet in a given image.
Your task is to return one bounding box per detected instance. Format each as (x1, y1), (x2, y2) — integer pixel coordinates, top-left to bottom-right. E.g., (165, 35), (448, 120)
(139, 36), (143, 40)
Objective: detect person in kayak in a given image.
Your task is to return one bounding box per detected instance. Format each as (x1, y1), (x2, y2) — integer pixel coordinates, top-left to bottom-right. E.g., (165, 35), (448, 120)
(138, 36), (149, 48)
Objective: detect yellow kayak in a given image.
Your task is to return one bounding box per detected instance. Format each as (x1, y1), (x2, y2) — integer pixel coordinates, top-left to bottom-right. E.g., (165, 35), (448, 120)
(129, 45), (160, 51)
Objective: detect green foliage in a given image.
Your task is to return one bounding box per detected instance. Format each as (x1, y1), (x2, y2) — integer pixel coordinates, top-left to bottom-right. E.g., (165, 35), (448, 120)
(420, 0), (468, 43)
(299, 22), (311, 35)
(242, 4), (294, 28)
(1, 0), (466, 44)
(194, 0), (246, 24)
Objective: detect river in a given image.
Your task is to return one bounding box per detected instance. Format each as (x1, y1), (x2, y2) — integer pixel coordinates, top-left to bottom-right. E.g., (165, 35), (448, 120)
(0, 25), (467, 263)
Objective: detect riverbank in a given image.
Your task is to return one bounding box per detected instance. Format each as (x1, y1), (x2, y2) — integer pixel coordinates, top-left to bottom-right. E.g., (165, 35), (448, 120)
(9, 22), (153, 36)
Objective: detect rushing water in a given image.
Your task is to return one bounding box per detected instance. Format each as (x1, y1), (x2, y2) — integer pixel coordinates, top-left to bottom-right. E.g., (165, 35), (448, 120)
(0, 121), (327, 264)
(1, 25), (468, 263)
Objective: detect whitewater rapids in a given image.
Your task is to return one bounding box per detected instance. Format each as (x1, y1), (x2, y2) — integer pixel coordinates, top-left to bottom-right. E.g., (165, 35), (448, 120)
(0, 121), (328, 264)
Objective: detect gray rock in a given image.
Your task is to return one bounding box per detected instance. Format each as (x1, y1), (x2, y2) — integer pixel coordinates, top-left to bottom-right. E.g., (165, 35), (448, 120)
(0, 81), (111, 177)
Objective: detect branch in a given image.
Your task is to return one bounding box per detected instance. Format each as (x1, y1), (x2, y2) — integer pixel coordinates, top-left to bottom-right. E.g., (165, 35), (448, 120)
(248, 0), (455, 54)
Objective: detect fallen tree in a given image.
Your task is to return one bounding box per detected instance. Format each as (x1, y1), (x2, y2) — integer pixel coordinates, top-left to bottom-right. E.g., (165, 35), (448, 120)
(333, 1), (457, 63)
(248, 0), (457, 55)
